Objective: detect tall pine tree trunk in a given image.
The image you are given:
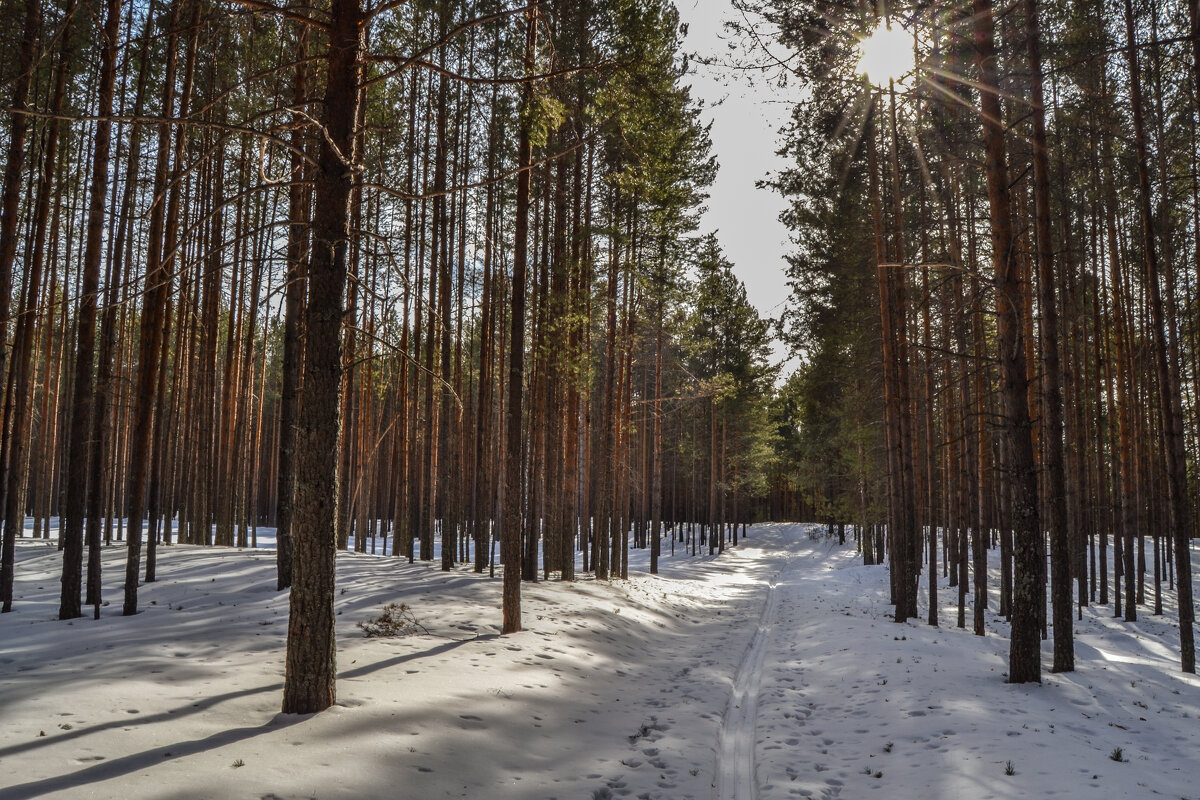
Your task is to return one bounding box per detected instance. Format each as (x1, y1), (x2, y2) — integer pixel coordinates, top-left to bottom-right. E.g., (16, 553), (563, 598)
(1025, 0), (1073, 672)
(123, 0), (197, 615)
(58, 0), (123, 620)
(282, 0), (363, 713)
(0, 0), (38, 610)
(502, 0), (538, 634)
(973, 0), (1041, 683)
(276, 11), (310, 589)
(1122, 0), (1195, 673)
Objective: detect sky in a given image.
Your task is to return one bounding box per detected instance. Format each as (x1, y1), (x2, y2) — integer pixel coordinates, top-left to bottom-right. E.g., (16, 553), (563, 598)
(674, 0), (796, 372)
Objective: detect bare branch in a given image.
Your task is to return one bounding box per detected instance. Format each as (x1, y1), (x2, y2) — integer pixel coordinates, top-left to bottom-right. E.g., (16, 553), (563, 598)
(373, 56), (618, 86)
(227, 0), (329, 30)
(362, 4), (533, 88)
(359, 121), (605, 201)
(3, 109), (316, 167)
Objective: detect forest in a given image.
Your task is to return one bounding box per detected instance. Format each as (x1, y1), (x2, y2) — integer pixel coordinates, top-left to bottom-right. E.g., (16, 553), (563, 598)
(1, 0), (1200, 797)
(761, 0), (1200, 686)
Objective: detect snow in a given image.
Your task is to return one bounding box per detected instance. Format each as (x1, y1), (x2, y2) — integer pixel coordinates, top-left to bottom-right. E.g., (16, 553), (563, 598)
(717, 556), (787, 800)
(2, 523), (1199, 799)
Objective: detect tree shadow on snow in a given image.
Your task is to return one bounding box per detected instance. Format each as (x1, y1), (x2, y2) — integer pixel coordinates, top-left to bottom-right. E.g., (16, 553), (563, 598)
(0, 717), (303, 800)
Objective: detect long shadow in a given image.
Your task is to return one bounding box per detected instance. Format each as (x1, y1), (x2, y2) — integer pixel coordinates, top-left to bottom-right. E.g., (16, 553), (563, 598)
(0, 717), (304, 800)
(338, 633), (498, 680)
(0, 634), (495, 762)
(4, 531), (778, 794)
(0, 680), (283, 761)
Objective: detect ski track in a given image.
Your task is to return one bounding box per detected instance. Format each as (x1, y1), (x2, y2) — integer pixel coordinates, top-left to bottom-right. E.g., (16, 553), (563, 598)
(7, 524), (1200, 799)
(716, 552), (790, 800)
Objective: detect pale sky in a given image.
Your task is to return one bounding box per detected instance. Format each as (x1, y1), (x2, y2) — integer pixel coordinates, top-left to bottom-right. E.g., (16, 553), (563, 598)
(675, 0), (795, 370)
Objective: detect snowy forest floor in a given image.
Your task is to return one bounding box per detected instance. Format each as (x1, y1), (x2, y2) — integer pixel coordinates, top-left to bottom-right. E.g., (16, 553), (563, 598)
(2, 523), (1199, 800)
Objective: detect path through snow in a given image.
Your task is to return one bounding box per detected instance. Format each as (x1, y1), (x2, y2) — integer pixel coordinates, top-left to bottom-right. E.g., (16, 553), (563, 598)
(3, 523), (1200, 799)
(716, 525), (1200, 800)
(716, 552), (788, 800)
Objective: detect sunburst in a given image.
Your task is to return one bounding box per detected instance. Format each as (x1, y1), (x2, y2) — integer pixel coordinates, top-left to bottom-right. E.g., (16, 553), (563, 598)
(856, 21), (913, 86)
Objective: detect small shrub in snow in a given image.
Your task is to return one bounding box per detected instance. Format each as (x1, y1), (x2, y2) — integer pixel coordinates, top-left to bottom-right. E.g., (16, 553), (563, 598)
(1109, 747), (1126, 763)
(231, 759), (245, 768)
(1005, 760), (1015, 776)
(358, 603), (428, 638)
(628, 717), (662, 744)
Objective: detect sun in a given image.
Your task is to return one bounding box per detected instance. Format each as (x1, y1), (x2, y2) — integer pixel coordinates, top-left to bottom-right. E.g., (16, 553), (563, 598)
(856, 21), (913, 86)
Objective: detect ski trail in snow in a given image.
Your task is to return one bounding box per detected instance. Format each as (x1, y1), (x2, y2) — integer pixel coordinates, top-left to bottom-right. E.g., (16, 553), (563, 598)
(715, 555), (788, 800)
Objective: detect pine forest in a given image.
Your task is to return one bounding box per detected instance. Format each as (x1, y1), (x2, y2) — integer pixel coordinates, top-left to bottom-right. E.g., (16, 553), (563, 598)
(1, 0), (1199, 797)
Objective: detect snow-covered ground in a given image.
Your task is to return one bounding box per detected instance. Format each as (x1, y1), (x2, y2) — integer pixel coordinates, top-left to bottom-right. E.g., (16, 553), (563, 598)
(2, 523), (1198, 799)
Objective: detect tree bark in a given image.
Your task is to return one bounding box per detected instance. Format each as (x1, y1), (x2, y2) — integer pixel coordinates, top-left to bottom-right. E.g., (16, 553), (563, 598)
(501, 0), (538, 635)
(58, 0), (123, 620)
(1025, 0), (1073, 672)
(0, 0), (40, 458)
(1122, 0), (1195, 673)
(282, 0), (363, 713)
(276, 13), (310, 590)
(123, 0), (198, 615)
(2, 0), (62, 613)
(973, 0), (1042, 683)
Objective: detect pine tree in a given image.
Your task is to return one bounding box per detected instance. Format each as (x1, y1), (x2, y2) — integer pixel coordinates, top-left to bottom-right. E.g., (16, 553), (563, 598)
(282, 0), (364, 714)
